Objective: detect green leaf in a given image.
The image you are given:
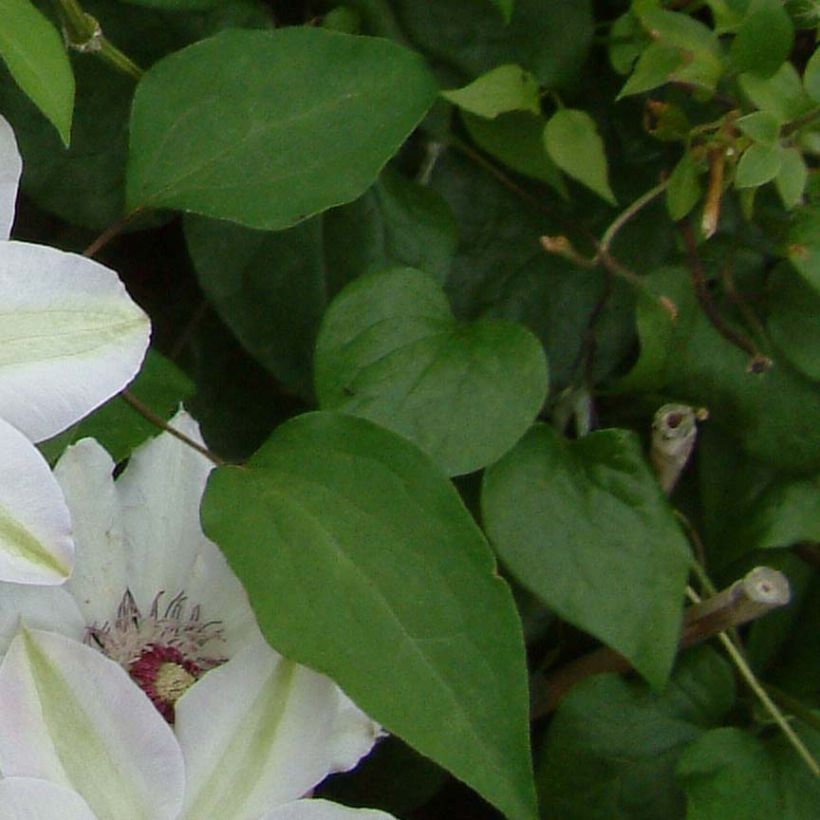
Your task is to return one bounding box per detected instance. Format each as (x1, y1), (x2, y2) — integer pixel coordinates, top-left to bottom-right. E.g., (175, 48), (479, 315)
(634, 2), (719, 54)
(775, 148), (808, 209)
(0, 0), (272, 230)
(201, 411), (538, 820)
(0, 0), (74, 145)
(0, 55), (131, 230)
(609, 11), (647, 75)
(739, 62), (815, 120)
(367, 168), (458, 283)
(677, 726), (820, 819)
(736, 110), (782, 146)
(127, 28), (438, 229)
(482, 424), (692, 688)
(730, 0), (794, 78)
(805, 46), (820, 103)
(37, 351), (194, 465)
(767, 264), (820, 380)
(186, 173), (457, 397)
(705, 0), (747, 31)
(314, 267), (548, 476)
(489, 0), (514, 23)
(677, 728), (781, 818)
(618, 42), (685, 98)
(442, 64), (540, 118)
(666, 151), (702, 220)
(462, 110), (566, 194)
(536, 648), (736, 819)
(741, 476), (820, 550)
(734, 143), (783, 188)
(111, 0), (223, 8)
(544, 109), (616, 204)
(324, 168), (458, 288)
(185, 216), (328, 397)
(632, 3), (723, 91)
(390, 0), (593, 89)
(787, 202), (820, 296)
(429, 149), (660, 390)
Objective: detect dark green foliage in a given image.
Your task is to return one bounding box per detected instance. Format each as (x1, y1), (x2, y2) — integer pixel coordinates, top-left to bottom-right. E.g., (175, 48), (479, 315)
(10, 0), (820, 815)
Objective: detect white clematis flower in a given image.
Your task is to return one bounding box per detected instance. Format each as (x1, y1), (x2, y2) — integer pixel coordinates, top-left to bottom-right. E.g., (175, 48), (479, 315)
(0, 630), (395, 820)
(0, 413), (390, 820)
(0, 114), (150, 585)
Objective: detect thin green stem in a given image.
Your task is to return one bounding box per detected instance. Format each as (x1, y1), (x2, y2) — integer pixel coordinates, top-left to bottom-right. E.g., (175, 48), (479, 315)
(599, 178), (669, 254)
(782, 106), (820, 137)
(97, 39), (142, 81)
(686, 586), (820, 778)
(764, 684), (820, 736)
(53, 0), (143, 80)
(689, 555), (718, 597)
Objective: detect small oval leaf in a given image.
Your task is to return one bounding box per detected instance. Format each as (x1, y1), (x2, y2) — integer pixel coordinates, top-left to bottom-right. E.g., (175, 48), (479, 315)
(544, 109), (616, 204)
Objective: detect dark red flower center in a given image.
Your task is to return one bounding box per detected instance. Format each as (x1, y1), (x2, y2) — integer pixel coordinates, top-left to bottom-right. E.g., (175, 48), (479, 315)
(128, 644), (202, 723)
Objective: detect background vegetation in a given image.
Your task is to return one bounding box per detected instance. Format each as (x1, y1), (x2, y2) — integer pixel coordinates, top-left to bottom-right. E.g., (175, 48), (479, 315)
(3, 0), (819, 816)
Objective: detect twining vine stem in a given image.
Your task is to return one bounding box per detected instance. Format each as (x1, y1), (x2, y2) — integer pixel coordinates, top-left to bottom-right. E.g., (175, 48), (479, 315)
(83, 209), (144, 258)
(120, 391), (228, 467)
(539, 178), (678, 318)
(677, 219), (772, 372)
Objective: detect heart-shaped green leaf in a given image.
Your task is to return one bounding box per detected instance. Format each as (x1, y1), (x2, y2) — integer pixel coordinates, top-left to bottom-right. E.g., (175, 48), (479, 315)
(201, 411), (538, 820)
(677, 726), (820, 818)
(482, 423), (692, 687)
(537, 649), (736, 818)
(314, 267), (548, 476)
(127, 28), (438, 229)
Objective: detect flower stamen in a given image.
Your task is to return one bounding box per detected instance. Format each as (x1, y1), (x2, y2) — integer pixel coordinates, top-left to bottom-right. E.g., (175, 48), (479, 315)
(84, 589), (226, 722)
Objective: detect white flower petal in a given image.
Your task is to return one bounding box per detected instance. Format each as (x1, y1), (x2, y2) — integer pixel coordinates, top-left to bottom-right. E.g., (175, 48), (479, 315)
(0, 583), (85, 657)
(0, 242), (150, 442)
(177, 639), (379, 820)
(329, 693), (386, 776)
(0, 778), (98, 820)
(0, 417), (73, 585)
(0, 116), (21, 242)
(0, 629), (185, 820)
(117, 411), (258, 649)
(258, 798), (397, 820)
(117, 411), (213, 607)
(54, 439), (127, 625)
